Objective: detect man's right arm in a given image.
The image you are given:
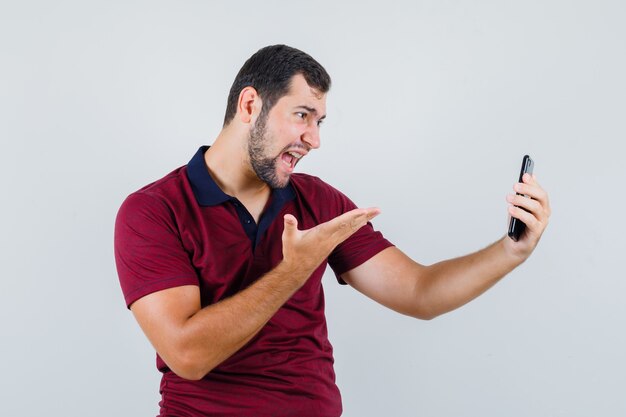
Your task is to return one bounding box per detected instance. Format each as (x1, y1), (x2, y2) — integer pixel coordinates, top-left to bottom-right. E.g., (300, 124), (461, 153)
(129, 209), (380, 380)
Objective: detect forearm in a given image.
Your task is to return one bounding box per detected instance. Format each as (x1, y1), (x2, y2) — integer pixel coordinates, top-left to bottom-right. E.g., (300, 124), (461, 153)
(417, 237), (523, 319)
(176, 261), (310, 379)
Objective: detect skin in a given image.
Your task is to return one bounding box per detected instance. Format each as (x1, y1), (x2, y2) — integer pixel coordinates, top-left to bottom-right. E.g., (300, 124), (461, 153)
(130, 74), (551, 380)
(342, 173), (550, 320)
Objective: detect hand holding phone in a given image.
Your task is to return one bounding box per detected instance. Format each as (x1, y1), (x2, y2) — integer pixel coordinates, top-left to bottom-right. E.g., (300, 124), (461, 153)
(508, 155), (534, 241)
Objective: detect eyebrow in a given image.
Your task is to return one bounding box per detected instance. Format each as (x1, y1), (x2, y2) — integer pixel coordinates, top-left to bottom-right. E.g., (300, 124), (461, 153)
(295, 105), (326, 120)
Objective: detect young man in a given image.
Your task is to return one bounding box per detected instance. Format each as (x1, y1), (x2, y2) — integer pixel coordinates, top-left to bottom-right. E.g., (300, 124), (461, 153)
(115, 45), (550, 416)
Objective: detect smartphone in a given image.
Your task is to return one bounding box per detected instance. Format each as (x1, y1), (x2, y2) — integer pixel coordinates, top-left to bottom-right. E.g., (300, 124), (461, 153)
(508, 155), (534, 241)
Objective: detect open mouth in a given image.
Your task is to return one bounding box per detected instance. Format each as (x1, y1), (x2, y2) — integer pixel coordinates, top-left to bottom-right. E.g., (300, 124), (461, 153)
(280, 150), (303, 170)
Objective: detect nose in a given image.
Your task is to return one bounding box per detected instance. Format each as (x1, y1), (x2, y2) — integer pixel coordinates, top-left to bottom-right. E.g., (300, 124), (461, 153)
(301, 124), (321, 150)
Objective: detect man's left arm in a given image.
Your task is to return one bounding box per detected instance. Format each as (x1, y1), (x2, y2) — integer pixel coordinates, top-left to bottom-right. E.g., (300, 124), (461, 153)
(341, 173), (551, 320)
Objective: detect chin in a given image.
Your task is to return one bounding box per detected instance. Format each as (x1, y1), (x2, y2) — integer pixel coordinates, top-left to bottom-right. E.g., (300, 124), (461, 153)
(272, 173), (291, 189)
(273, 178), (290, 189)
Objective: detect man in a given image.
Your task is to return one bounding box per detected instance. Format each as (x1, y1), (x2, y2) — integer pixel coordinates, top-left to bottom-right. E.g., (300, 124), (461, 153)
(114, 45), (550, 416)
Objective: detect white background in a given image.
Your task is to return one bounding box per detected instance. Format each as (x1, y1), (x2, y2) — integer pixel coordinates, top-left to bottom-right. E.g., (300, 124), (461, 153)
(1, 1), (625, 416)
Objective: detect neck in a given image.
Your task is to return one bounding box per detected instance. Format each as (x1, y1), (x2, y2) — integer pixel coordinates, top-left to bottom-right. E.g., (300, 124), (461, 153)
(204, 124), (270, 200)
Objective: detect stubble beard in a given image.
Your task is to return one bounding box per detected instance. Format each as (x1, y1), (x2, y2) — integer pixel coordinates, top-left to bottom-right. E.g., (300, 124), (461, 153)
(248, 111), (290, 189)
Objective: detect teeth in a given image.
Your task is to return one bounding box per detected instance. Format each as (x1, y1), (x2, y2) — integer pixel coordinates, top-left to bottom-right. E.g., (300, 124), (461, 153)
(288, 151), (303, 159)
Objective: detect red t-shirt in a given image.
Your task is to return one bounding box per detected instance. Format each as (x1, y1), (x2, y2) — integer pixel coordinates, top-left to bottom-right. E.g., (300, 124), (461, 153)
(114, 146), (394, 416)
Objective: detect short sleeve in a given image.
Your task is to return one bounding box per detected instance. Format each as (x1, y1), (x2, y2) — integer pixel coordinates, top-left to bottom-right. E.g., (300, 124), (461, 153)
(114, 192), (199, 308)
(326, 188), (394, 285)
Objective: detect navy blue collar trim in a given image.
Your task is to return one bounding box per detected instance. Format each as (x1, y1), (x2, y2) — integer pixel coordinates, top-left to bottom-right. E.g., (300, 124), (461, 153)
(186, 145), (296, 207)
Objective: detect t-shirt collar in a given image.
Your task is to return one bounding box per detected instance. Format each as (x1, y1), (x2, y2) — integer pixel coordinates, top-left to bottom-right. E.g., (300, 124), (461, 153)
(186, 145), (295, 206)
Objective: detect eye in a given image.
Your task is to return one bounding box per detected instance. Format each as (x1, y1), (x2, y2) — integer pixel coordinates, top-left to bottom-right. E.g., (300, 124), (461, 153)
(296, 112), (307, 119)
(316, 119), (324, 127)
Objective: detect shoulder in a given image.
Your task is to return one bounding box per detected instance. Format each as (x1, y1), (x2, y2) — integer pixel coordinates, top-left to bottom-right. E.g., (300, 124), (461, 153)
(128, 166), (187, 202)
(117, 166), (188, 228)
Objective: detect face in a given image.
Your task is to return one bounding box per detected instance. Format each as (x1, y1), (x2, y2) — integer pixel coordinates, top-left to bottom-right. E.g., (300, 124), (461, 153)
(248, 74), (327, 189)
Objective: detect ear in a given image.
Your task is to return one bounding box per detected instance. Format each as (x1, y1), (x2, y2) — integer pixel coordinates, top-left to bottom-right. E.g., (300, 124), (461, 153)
(236, 86), (263, 124)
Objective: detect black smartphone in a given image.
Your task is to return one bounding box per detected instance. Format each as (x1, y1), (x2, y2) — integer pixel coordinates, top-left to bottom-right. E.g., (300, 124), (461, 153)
(508, 155), (534, 241)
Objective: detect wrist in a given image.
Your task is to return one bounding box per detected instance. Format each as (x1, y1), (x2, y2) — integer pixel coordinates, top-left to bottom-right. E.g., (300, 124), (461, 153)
(277, 257), (315, 285)
(498, 235), (529, 267)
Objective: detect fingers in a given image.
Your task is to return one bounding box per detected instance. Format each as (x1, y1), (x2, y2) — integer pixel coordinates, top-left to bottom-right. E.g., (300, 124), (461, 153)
(281, 208), (382, 272)
(514, 174), (550, 213)
(335, 207), (380, 230)
(507, 173), (551, 241)
(321, 207), (381, 242)
(510, 174), (551, 215)
(506, 193), (543, 217)
(507, 205), (540, 232)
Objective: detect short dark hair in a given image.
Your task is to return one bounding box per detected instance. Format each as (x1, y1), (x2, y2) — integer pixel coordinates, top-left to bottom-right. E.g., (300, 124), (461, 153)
(223, 45), (331, 127)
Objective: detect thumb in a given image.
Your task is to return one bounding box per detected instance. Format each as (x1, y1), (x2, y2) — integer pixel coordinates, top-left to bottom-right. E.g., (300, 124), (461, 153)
(283, 214), (298, 236)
